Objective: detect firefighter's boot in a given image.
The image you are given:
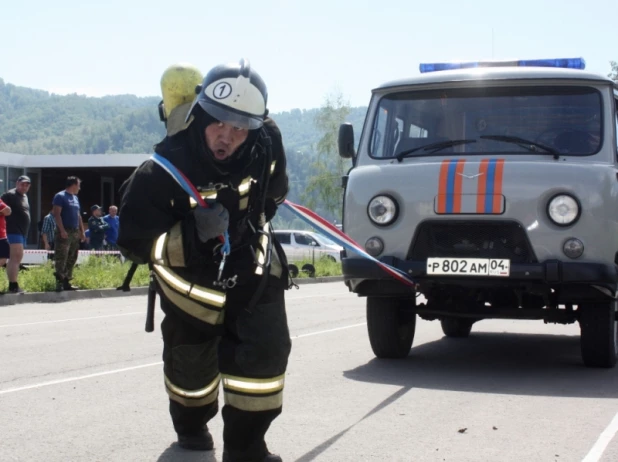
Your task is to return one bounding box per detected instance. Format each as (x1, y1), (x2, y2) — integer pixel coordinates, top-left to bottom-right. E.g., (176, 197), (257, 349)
(177, 427), (214, 451)
(222, 450), (282, 462)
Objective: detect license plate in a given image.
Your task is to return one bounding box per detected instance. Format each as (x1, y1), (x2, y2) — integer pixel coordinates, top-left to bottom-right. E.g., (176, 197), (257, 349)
(427, 258), (510, 277)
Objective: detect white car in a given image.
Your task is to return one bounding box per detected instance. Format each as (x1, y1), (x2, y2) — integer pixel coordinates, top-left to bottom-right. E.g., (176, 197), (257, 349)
(274, 230), (343, 263)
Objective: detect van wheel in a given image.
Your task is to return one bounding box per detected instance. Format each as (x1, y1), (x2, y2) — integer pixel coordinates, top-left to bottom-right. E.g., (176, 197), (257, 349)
(367, 297), (416, 359)
(288, 264), (299, 278)
(579, 301), (618, 368)
(440, 318), (474, 338)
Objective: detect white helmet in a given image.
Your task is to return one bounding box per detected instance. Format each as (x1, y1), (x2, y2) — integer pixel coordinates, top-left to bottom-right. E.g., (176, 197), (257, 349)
(187, 59), (267, 130)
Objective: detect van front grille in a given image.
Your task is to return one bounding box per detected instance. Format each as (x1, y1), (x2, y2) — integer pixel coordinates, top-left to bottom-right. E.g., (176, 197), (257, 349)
(408, 220), (537, 263)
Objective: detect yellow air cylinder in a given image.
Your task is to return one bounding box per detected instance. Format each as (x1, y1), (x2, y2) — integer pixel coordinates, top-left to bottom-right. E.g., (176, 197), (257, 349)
(160, 63), (203, 118)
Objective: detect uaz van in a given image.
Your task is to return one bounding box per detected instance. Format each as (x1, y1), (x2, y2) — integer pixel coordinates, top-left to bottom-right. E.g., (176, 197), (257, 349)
(338, 58), (618, 368)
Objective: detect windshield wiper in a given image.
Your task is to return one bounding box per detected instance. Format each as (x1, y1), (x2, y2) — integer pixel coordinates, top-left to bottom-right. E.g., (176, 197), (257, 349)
(395, 139), (477, 162)
(480, 135), (560, 160)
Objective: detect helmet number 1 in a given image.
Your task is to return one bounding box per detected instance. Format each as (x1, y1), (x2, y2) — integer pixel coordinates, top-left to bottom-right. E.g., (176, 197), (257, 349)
(213, 82), (232, 99)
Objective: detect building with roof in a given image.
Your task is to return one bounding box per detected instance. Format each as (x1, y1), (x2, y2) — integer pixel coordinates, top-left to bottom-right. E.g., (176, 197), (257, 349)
(0, 153), (149, 246)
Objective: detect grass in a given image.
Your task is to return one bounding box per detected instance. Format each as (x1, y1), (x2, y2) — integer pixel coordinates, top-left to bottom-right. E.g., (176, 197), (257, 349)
(0, 255), (342, 293)
(0, 256), (150, 293)
(289, 256), (343, 278)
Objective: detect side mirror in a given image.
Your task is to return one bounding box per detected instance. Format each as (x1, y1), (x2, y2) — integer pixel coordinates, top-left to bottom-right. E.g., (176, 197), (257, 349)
(338, 123), (355, 159)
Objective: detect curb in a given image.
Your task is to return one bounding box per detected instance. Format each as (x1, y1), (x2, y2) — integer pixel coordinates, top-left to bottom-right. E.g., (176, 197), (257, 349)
(294, 276), (344, 285)
(0, 277), (345, 307)
(0, 287), (149, 307)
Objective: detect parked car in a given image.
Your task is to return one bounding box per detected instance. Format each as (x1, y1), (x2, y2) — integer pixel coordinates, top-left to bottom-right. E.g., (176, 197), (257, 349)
(274, 230), (343, 263)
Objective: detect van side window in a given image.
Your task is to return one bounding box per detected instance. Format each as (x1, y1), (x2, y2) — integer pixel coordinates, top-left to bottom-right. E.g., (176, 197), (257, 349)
(372, 108), (388, 157)
(276, 233), (291, 244)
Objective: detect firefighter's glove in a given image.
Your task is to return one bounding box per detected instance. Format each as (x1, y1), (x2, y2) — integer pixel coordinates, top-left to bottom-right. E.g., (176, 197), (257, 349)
(194, 203), (229, 243)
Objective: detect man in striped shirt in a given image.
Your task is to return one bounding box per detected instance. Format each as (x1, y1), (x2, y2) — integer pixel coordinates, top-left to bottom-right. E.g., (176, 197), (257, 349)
(41, 209), (55, 250)
(41, 209), (55, 260)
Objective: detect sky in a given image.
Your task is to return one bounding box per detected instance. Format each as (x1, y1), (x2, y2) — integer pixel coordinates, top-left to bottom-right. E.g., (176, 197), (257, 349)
(1, 0), (616, 113)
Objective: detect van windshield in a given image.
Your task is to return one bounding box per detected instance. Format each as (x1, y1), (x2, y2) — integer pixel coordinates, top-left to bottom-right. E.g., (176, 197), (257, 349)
(370, 86), (602, 158)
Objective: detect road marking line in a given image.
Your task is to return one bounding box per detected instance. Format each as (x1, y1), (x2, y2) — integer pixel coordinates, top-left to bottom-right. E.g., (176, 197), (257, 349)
(0, 321), (365, 394)
(582, 411), (618, 462)
(292, 322), (366, 339)
(287, 292), (350, 301)
(0, 293), (352, 329)
(0, 312), (143, 328)
(0, 362), (163, 395)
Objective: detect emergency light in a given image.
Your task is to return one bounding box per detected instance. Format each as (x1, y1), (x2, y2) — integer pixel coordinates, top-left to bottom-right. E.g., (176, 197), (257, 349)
(419, 58), (586, 73)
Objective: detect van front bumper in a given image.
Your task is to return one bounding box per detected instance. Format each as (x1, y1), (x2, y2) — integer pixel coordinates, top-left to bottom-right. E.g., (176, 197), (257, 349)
(342, 256), (618, 299)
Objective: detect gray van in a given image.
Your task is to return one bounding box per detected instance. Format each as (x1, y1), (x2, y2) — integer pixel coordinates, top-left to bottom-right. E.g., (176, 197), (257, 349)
(338, 59), (618, 367)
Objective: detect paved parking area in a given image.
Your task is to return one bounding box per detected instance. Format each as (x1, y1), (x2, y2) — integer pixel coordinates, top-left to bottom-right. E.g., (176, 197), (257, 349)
(1, 282), (618, 461)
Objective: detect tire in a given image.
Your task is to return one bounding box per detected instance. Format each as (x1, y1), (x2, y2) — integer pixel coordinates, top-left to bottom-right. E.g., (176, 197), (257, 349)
(288, 264), (299, 278)
(301, 263), (315, 278)
(366, 297), (416, 359)
(579, 300), (618, 368)
(440, 318), (474, 338)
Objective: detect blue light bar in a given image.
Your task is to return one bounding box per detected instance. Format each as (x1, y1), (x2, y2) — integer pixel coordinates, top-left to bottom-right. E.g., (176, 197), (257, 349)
(419, 58), (586, 73)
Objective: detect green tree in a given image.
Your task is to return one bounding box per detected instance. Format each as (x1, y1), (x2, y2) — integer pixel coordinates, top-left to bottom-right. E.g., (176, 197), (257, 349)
(609, 61), (618, 82)
(302, 89), (352, 221)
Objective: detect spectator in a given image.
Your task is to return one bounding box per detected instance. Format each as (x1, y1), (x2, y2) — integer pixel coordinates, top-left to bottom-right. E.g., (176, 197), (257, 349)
(41, 209), (55, 259)
(52, 176), (85, 292)
(0, 180), (12, 292)
(103, 205), (119, 250)
(1, 175), (31, 294)
(88, 205), (109, 251)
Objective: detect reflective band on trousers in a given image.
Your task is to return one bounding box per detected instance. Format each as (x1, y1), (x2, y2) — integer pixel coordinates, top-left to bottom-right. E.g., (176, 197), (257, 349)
(165, 373), (220, 407)
(224, 390), (284, 412)
(222, 374), (285, 394)
(153, 264), (226, 308)
(222, 374), (285, 411)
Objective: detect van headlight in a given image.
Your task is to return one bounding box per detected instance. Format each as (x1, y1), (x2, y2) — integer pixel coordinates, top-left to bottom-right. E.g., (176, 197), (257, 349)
(547, 194), (580, 226)
(368, 195), (398, 226)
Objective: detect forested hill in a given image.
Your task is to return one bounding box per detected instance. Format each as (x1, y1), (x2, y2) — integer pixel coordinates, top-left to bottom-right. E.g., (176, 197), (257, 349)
(0, 78), (368, 156)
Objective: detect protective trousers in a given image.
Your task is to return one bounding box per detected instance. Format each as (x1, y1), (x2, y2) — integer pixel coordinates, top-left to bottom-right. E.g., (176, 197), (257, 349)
(54, 227), (80, 280)
(160, 278), (292, 460)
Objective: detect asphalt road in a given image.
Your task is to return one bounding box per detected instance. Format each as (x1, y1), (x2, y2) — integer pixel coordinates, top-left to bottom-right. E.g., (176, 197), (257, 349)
(1, 282), (618, 462)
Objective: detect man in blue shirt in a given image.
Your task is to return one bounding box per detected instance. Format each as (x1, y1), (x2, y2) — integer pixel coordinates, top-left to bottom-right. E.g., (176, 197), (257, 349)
(52, 176), (85, 292)
(103, 205), (119, 250)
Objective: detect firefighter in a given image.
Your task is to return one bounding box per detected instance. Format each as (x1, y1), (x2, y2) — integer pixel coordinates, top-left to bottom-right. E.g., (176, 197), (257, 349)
(117, 60), (291, 462)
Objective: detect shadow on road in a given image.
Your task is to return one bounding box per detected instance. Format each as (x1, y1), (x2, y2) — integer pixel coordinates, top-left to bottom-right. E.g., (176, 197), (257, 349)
(294, 387), (410, 462)
(343, 331), (618, 398)
(156, 443), (217, 462)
